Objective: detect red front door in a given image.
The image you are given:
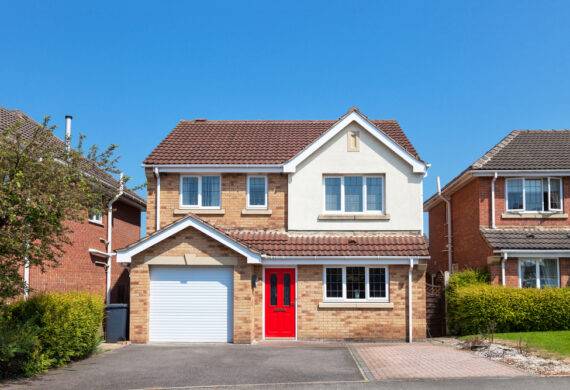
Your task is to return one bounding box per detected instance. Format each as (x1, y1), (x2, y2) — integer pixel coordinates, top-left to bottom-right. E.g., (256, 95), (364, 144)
(265, 268), (296, 338)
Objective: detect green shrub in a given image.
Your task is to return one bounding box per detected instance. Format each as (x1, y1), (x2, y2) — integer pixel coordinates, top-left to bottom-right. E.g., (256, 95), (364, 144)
(0, 292), (104, 378)
(447, 285), (570, 336)
(447, 269), (489, 292)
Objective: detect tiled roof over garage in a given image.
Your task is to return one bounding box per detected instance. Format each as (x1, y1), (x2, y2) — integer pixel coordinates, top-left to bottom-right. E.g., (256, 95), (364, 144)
(481, 228), (570, 250)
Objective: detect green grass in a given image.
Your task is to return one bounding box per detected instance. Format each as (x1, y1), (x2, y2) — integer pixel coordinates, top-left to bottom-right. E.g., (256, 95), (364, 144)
(490, 331), (570, 357)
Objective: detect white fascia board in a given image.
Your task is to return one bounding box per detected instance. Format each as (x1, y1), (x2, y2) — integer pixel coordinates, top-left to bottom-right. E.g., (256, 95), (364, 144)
(473, 170), (570, 177)
(282, 112), (427, 174)
(496, 249), (570, 259)
(115, 216), (262, 264)
(260, 256), (428, 265)
(143, 164), (283, 173)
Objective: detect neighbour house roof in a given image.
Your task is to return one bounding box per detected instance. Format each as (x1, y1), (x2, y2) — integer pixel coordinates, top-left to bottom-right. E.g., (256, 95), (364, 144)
(480, 228), (570, 251)
(0, 107), (146, 209)
(115, 213), (429, 263)
(424, 130), (570, 210)
(143, 109), (422, 166)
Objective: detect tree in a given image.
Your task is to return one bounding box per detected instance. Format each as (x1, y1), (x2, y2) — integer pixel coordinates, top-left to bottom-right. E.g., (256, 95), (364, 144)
(0, 116), (124, 303)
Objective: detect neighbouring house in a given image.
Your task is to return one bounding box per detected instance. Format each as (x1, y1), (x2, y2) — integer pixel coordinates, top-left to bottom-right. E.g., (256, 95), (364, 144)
(115, 107), (430, 344)
(0, 107), (146, 303)
(424, 130), (570, 288)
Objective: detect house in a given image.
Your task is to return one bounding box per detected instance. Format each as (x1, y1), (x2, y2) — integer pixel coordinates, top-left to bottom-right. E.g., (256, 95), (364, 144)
(0, 107), (146, 303)
(424, 130), (570, 288)
(116, 108), (430, 343)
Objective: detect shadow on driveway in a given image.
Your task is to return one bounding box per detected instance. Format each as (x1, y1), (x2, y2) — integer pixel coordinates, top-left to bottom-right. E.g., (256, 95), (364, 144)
(5, 343), (365, 389)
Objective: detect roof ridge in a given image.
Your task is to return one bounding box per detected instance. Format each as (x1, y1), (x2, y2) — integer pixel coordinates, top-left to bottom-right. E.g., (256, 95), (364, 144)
(471, 130), (520, 169)
(178, 119), (399, 124)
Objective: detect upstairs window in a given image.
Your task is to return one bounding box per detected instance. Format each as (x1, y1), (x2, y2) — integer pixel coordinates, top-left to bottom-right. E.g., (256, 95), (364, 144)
(88, 210), (103, 224)
(324, 175), (384, 213)
(506, 178), (563, 212)
(247, 176), (267, 208)
(180, 175), (221, 208)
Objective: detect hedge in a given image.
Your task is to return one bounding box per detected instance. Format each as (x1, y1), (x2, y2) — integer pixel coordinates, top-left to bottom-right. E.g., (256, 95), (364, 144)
(0, 292), (104, 379)
(447, 284), (570, 336)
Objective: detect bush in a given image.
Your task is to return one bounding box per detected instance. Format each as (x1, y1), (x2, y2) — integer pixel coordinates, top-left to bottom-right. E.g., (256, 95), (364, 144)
(0, 292), (104, 378)
(447, 285), (570, 336)
(447, 269), (489, 292)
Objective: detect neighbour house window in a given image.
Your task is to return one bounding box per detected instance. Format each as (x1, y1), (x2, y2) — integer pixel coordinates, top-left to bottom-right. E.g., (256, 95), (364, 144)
(519, 259), (559, 288)
(323, 176), (384, 213)
(247, 176), (268, 208)
(88, 210), (103, 224)
(324, 266), (388, 301)
(180, 175), (221, 208)
(506, 178), (563, 212)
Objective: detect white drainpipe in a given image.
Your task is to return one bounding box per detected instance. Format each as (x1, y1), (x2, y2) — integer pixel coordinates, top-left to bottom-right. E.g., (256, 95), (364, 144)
(408, 258), (414, 343)
(153, 167), (160, 231)
(105, 173), (124, 304)
(437, 177), (453, 273)
(491, 172), (498, 229)
(501, 252), (507, 286)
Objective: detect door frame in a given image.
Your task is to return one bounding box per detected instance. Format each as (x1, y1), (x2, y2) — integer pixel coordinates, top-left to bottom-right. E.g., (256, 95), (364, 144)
(262, 265), (298, 340)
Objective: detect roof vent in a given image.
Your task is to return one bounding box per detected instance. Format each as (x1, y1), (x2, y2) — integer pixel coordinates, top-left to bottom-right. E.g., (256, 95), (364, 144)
(526, 233), (535, 239)
(194, 118), (207, 123)
(348, 238), (358, 245)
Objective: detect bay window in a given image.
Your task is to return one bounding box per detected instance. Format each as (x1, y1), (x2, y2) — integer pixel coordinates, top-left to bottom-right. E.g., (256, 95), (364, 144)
(518, 258), (559, 288)
(506, 178), (563, 212)
(180, 175), (221, 208)
(324, 175), (384, 213)
(323, 266), (388, 301)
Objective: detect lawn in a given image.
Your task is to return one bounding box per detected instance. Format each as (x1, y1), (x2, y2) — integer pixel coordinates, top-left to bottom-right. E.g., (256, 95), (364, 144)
(492, 330), (570, 357)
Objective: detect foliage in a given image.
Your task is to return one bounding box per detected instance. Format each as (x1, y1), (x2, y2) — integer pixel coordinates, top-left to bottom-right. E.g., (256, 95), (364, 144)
(447, 269), (489, 292)
(447, 284), (570, 336)
(0, 115), (124, 303)
(0, 292), (104, 378)
(493, 330), (570, 357)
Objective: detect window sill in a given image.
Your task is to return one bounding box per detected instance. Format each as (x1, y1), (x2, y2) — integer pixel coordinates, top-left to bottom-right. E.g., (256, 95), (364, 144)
(241, 209), (273, 215)
(318, 302), (393, 309)
(318, 213), (390, 221)
(88, 220), (104, 227)
(174, 208), (226, 216)
(502, 212), (567, 219)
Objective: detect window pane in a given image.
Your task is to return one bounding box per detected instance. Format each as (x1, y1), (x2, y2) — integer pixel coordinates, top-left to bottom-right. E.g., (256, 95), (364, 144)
(366, 177), (383, 211)
(369, 268), (387, 298)
(270, 274), (277, 305)
(507, 179), (523, 210)
(346, 267), (365, 299)
(249, 177), (266, 206)
(524, 179), (543, 211)
(550, 179), (562, 210)
(283, 273), (291, 306)
(344, 176), (363, 212)
(326, 268), (343, 298)
(520, 260), (537, 288)
(325, 177), (341, 211)
(182, 177), (198, 205)
(202, 176), (220, 207)
(539, 259), (558, 288)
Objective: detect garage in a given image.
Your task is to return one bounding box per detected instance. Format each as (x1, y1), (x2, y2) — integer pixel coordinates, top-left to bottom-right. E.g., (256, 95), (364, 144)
(149, 266), (234, 343)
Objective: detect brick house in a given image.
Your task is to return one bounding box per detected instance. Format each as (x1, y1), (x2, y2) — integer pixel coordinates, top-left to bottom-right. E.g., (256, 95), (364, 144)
(116, 108), (430, 343)
(0, 108), (146, 303)
(424, 130), (570, 288)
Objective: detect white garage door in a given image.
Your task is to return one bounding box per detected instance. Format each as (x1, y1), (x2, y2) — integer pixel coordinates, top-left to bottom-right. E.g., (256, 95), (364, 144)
(149, 266), (233, 342)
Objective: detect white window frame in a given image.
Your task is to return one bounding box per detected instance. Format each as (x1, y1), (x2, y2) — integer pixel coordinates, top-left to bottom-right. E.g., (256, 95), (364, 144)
(505, 177), (563, 212)
(322, 175), (385, 214)
(179, 175), (221, 209)
(517, 258), (560, 288)
(246, 175), (268, 209)
(88, 210), (103, 224)
(322, 266), (389, 302)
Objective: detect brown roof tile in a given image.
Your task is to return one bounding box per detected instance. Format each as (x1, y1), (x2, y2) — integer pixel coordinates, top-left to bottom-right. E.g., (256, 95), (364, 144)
(481, 228), (570, 250)
(144, 117), (420, 165)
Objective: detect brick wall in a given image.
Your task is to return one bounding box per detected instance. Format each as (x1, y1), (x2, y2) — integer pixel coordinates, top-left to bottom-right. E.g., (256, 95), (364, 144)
(28, 200), (141, 303)
(145, 169), (287, 234)
(427, 201), (447, 276)
(489, 258), (570, 287)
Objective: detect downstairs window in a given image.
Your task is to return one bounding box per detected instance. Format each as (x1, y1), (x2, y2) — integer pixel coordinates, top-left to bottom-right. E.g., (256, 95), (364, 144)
(324, 266), (388, 301)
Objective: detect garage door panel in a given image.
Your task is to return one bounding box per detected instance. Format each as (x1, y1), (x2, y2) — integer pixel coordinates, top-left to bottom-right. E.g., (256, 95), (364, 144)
(149, 266), (233, 343)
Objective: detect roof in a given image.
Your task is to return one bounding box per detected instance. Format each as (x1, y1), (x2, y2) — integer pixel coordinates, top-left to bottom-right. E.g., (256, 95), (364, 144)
(116, 213), (429, 260)
(144, 111), (421, 165)
(424, 130), (570, 210)
(481, 228), (570, 250)
(0, 107), (146, 209)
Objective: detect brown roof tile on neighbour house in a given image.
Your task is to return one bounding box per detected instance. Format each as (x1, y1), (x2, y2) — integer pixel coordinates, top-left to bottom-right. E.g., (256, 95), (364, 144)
(144, 118), (421, 165)
(480, 228), (570, 250)
(0, 107), (146, 208)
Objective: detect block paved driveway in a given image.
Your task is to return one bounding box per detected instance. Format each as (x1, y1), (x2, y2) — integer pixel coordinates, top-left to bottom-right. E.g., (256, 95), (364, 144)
(5, 342), (530, 389)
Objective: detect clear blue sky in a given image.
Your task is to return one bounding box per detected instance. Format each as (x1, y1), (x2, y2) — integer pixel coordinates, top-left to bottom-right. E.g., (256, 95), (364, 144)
(2, 1), (570, 219)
